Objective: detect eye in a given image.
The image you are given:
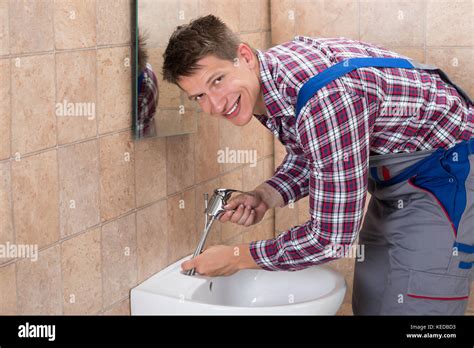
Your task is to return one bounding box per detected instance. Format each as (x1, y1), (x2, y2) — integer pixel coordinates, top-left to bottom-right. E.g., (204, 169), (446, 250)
(214, 75), (224, 85)
(194, 94), (204, 101)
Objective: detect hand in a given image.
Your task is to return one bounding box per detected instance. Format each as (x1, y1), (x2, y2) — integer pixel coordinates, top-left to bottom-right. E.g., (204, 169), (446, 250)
(218, 190), (268, 226)
(181, 245), (241, 277)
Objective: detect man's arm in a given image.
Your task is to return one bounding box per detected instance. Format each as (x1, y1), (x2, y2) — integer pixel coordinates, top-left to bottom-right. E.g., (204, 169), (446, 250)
(259, 151), (312, 207)
(247, 90), (374, 271)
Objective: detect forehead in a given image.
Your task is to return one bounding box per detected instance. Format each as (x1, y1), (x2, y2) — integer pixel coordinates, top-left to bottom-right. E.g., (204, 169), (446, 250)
(178, 55), (233, 91)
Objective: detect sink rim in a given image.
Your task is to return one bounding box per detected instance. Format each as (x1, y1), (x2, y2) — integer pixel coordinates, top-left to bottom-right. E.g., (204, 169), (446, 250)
(132, 255), (347, 311)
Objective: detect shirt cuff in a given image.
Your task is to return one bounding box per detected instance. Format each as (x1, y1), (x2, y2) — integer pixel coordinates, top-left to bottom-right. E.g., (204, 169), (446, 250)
(264, 173), (302, 206)
(249, 222), (341, 271)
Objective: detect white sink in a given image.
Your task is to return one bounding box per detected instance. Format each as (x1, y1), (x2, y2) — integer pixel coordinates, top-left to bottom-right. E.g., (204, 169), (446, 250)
(131, 255), (346, 315)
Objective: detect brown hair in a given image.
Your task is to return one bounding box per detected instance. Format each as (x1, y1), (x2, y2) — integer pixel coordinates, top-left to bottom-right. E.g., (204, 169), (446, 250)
(162, 15), (241, 85)
(137, 29), (149, 72)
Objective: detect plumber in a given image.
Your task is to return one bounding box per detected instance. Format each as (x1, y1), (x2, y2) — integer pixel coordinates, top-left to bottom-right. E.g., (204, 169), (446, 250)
(162, 15), (473, 315)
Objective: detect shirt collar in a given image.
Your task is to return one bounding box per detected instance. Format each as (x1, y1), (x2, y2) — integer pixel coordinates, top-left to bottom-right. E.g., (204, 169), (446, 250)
(255, 49), (296, 119)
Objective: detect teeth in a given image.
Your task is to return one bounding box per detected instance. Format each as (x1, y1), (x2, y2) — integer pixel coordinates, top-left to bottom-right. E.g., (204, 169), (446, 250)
(225, 97), (239, 115)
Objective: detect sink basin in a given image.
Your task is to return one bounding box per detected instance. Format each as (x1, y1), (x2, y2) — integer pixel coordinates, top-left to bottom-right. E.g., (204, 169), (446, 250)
(131, 255), (346, 315)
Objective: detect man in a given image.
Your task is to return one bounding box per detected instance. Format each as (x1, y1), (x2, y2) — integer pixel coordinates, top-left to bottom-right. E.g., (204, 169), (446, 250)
(162, 15), (473, 315)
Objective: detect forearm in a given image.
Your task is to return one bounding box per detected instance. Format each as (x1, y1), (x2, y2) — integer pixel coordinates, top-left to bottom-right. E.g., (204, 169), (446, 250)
(254, 182), (285, 209)
(236, 243), (261, 270)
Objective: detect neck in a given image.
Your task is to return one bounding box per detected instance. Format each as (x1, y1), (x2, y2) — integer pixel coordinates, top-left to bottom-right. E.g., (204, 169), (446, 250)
(252, 52), (268, 117)
(253, 90), (267, 116)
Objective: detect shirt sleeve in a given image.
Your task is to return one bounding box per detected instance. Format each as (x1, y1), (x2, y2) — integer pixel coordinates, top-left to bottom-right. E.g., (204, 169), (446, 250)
(264, 151), (311, 206)
(249, 91), (373, 271)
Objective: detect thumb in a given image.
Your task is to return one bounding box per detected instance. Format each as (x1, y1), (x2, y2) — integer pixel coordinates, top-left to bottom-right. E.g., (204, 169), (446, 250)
(181, 258), (196, 271)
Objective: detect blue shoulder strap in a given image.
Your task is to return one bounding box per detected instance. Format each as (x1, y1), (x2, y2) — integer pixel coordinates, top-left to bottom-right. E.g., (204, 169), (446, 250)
(295, 57), (415, 119)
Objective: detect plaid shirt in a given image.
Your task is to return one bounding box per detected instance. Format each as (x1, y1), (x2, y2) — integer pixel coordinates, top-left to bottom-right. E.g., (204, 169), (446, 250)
(137, 62), (158, 138)
(249, 36), (473, 271)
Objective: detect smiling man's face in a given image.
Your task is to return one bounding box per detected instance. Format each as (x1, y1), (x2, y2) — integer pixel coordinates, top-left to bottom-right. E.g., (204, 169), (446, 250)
(177, 43), (264, 126)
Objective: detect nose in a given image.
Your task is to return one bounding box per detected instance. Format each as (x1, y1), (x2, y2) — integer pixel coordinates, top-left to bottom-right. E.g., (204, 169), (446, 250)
(208, 91), (227, 115)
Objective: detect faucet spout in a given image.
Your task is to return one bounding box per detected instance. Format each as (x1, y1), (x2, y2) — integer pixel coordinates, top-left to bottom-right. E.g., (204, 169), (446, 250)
(185, 188), (254, 276)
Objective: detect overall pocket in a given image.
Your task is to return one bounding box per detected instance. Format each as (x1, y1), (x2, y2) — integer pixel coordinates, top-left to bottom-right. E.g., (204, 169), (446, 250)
(405, 269), (470, 315)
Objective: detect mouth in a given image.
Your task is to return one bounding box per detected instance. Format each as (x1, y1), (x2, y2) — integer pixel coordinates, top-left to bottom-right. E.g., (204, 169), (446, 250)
(223, 95), (241, 119)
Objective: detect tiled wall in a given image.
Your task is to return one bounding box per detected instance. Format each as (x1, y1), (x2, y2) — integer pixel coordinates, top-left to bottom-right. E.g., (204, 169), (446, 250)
(1, 0), (472, 316)
(270, 0), (473, 315)
(0, 0), (274, 315)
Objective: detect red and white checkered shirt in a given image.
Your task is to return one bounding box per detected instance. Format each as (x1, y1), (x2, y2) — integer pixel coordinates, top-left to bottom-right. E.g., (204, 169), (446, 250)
(249, 36), (473, 271)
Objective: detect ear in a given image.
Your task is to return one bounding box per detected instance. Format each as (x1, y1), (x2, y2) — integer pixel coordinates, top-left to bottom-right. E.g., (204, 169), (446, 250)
(236, 43), (257, 68)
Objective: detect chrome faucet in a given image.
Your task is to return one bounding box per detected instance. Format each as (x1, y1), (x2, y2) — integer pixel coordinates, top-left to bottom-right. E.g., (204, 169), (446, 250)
(185, 188), (255, 276)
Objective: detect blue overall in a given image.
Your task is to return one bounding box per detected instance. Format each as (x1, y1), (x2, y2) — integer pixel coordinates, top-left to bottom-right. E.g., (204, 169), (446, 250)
(296, 57), (473, 315)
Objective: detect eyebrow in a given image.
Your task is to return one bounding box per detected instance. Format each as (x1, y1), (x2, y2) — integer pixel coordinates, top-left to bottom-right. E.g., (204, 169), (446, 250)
(187, 71), (223, 100)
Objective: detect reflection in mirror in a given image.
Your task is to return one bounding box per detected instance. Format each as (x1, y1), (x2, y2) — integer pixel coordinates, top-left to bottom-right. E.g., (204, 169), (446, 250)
(133, 0), (198, 139)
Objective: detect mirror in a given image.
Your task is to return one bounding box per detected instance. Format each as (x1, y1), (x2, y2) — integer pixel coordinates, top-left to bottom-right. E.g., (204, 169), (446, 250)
(132, 0), (198, 139)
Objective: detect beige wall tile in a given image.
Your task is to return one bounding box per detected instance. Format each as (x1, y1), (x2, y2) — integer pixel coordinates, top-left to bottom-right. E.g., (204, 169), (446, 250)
(0, 263), (17, 314)
(221, 232), (243, 246)
(58, 139), (100, 238)
(296, 0), (359, 39)
(147, 47), (181, 108)
(275, 204), (298, 232)
(135, 136), (167, 207)
(97, 47), (132, 134)
(101, 213), (137, 308)
(0, 0), (8, 55)
(336, 302), (353, 316)
(261, 0), (271, 31)
(137, 200), (168, 282)
(195, 113), (220, 184)
(386, 47), (425, 63)
(167, 188), (197, 263)
(199, 0), (240, 33)
(54, 0), (97, 49)
(360, 0), (424, 47)
(17, 245), (62, 314)
(0, 59), (9, 160)
(195, 178), (221, 246)
(10, 0), (53, 54)
(11, 54), (56, 155)
(102, 298), (130, 315)
(270, 0), (296, 45)
(219, 168), (243, 242)
(12, 150), (59, 248)
(241, 113), (265, 161)
(274, 140), (287, 169)
(97, 0), (131, 45)
(242, 159), (264, 192)
(263, 156), (275, 219)
(61, 228), (102, 314)
(139, 0), (198, 48)
(166, 133), (195, 195)
(155, 109), (198, 137)
(262, 124), (274, 157)
(219, 117), (243, 172)
(56, 49), (97, 144)
(99, 132), (135, 222)
(240, 0), (263, 32)
(426, 0), (473, 47)
(425, 48), (474, 100)
(242, 218), (274, 243)
(297, 195), (310, 224)
(0, 162), (13, 265)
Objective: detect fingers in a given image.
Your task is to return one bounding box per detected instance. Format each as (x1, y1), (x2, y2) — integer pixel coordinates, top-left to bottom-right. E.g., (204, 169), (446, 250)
(243, 209), (256, 226)
(237, 205), (252, 225)
(230, 204), (245, 223)
(181, 259), (195, 272)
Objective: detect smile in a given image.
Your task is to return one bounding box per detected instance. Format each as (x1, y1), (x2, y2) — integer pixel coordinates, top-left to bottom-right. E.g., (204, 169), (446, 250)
(224, 95), (241, 118)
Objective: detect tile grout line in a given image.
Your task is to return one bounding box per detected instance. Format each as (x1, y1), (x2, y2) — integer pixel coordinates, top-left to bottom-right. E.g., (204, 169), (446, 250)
(52, 0), (65, 315)
(7, 0), (19, 315)
(95, 0), (106, 315)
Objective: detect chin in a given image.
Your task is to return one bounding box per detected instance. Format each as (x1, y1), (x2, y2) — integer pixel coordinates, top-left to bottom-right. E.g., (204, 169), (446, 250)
(232, 112), (253, 126)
